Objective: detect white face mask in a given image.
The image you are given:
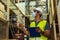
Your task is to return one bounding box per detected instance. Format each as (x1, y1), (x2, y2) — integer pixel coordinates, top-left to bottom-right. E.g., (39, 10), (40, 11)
(32, 12), (36, 17)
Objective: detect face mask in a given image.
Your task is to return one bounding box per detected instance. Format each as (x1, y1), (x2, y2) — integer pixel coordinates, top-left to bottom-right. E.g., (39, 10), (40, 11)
(32, 12), (36, 17)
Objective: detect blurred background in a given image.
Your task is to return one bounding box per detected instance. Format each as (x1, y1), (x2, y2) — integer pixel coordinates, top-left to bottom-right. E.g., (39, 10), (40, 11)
(0, 0), (60, 40)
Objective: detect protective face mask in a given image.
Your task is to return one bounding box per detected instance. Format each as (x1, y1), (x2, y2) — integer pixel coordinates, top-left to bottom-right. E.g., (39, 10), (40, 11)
(32, 12), (36, 17)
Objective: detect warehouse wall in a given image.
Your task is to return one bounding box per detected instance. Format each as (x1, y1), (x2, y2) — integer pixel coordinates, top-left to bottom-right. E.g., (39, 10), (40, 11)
(0, 2), (5, 19)
(57, 1), (60, 40)
(0, 2), (8, 39)
(0, 21), (7, 39)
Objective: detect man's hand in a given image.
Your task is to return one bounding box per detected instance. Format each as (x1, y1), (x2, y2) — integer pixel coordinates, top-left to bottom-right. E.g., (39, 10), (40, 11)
(36, 28), (42, 33)
(44, 30), (51, 38)
(24, 30), (30, 36)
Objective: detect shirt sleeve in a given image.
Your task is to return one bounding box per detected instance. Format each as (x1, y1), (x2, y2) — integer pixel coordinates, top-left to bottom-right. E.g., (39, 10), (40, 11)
(44, 23), (50, 30)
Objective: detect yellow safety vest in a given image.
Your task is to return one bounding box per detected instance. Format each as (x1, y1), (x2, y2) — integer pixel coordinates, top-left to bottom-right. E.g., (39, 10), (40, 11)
(30, 20), (48, 40)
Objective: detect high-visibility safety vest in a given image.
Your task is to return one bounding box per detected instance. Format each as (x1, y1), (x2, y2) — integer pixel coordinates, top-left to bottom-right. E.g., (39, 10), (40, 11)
(30, 20), (48, 40)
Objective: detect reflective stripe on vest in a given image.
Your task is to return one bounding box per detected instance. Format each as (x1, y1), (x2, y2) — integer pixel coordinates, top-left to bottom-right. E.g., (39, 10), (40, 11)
(30, 20), (48, 40)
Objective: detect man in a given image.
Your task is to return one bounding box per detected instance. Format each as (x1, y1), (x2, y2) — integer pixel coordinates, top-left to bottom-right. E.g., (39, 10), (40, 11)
(30, 7), (51, 40)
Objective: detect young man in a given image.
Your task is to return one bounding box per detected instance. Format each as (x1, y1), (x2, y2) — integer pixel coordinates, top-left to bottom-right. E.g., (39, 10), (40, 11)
(30, 7), (51, 40)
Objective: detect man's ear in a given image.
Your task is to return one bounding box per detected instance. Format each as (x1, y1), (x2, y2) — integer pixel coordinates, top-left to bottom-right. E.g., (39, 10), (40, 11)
(39, 14), (42, 17)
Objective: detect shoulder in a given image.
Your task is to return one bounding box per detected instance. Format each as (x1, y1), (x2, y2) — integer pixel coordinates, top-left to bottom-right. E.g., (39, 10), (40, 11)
(41, 19), (47, 23)
(44, 21), (50, 30)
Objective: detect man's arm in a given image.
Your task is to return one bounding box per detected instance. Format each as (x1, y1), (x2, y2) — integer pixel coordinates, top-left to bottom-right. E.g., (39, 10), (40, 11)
(36, 23), (51, 38)
(19, 22), (30, 36)
(44, 29), (51, 38)
(36, 28), (51, 38)
(44, 23), (51, 38)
